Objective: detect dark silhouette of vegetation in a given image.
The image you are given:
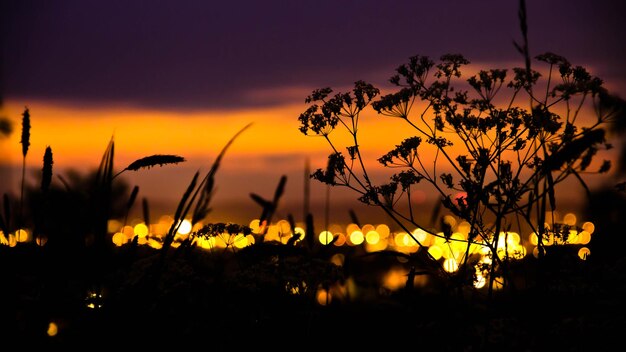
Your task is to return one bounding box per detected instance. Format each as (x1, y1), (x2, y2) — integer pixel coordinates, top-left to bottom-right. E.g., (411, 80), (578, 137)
(1, 1), (625, 350)
(298, 0), (624, 298)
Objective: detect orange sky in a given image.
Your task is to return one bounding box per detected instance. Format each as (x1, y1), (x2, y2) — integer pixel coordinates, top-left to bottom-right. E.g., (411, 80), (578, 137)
(1, 89), (620, 228)
(0, 98), (425, 225)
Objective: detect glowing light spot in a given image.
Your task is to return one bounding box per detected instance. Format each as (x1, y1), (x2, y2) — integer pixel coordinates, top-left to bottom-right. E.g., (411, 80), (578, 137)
(395, 232), (417, 247)
(294, 227), (305, 241)
(428, 245), (443, 260)
(579, 231), (591, 245)
(16, 229), (29, 243)
(542, 234), (554, 246)
(199, 237), (216, 249)
(582, 222), (595, 235)
(479, 245), (491, 255)
(506, 232), (521, 246)
(434, 234), (447, 246)
(529, 232), (538, 246)
(47, 322), (58, 337)
(509, 244), (527, 259)
(567, 230), (579, 244)
(318, 231), (333, 245)
(112, 232), (126, 247)
(148, 239), (162, 249)
(249, 219), (261, 233)
(287, 281), (307, 295)
(496, 237), (505, 250)
(578, 247), (591, 260)
(151, 222), (168, 237)
(316, 289), (331, 306)
(361, 224), (375, 235)
(8, 234), (17, 247)
(214, 235), (228, 248)
(107, 219), (122, 234)
(443, 258), (459, 273)
(382, 269), (407, 291)
(493, 277), (504, 290)
(36, 236), (48, 246)
(480, 255), (492, 266)
(134, 223), (149, 238)
(394, 232), (406, 246)
(0, 232), (7, 245)
(277, 219), (291, 234)
(122, 225), (134, 239)
(345, 223), (360, 237)
(366, 237), (388, 252)
(365, 230), (380, 244)
(85, 291), (103, 309)
(333, 233), (346, 246)
(412, 228), (428, 243)
(376, 224), (390, 238)
(563, 213), (577, 226)
(233, 234), (248, 249)
(469, 243), (481, 254)
(350, 230), (365, 245)
(177, 220), (192, 235)
(474, 275), (486, 289)
(450, 232), (467, 252)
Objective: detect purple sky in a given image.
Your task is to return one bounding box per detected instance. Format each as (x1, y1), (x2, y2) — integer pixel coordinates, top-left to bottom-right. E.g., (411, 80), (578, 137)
(3, 0), (625, 110)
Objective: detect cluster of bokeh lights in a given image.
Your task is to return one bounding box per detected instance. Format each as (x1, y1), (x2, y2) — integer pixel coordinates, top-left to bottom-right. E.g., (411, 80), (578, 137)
(0, 211), (596, 316)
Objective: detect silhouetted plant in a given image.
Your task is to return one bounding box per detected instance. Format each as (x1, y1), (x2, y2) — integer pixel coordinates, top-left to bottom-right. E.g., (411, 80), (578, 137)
(18, 107), (30, 226)
(298, 0), (623, 294)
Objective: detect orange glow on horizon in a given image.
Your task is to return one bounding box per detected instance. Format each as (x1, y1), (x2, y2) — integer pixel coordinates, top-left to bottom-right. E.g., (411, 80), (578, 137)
(0, 99), (419, 171)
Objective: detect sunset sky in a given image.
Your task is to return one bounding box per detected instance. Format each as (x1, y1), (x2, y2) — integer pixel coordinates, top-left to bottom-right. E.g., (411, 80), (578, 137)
(1, 0), (625, 225)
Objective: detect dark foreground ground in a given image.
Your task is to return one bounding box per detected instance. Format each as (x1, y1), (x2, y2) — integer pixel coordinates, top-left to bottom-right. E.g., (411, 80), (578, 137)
(2, 238), (625, 351)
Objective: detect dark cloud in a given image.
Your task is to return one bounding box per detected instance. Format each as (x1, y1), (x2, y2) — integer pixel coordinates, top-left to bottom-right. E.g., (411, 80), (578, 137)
(2, 0), (625, 110)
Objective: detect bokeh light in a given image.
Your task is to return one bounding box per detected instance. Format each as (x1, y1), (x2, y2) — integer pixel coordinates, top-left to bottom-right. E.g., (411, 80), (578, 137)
(443, 258), (459, 273)
(16, 229), (30, 243)
(316, 289), (331, 305)
(582, 221), (595, 234)
(47, 322), (58, 337)
(350, 230), (364, 245)
(177, 219), (192, 235)
(319, 231), (333, 245)
(134, 223), (149, 238)
(376, 224), (390, 238)
(563, 213), (577, 226)
(428, 245), (443, 260)
(474, 275), (486, 289)
(112, 232), (126, 246)
(35, 235), (48, 246)
(578, 247), (591, 260)
(333, 232), (346, 246)
(365, 230), (380, 245)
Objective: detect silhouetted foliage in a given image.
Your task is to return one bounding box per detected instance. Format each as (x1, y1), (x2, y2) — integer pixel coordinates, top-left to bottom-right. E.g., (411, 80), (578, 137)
(298, 0), (624, 296)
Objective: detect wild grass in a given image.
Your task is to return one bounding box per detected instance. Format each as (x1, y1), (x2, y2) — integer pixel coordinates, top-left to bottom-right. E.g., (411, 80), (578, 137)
(1, 1), (625, 350)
